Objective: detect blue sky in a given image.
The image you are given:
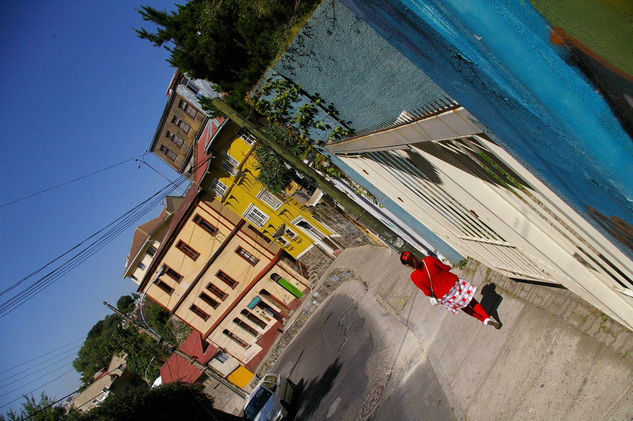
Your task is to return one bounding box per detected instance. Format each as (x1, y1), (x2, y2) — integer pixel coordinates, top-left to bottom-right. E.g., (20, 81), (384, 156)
(0, 0), (185, 412)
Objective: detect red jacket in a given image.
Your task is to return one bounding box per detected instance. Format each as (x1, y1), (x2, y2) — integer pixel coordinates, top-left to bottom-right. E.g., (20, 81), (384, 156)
(410, 256), (458, 298)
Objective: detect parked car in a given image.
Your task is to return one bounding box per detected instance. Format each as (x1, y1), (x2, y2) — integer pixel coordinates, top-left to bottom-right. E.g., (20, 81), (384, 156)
(243, 373), (297, 421)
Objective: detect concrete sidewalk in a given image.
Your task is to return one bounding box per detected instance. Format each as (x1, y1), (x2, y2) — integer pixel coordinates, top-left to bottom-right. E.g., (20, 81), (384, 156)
(326, 245), (633, 420)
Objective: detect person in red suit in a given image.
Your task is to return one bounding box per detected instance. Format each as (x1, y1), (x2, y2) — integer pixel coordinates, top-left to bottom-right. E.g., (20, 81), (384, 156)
(400, 251), (501, 329)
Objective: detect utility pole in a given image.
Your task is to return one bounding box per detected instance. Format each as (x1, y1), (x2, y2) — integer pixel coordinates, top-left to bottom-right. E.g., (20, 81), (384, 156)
(211, 97), (420, 254)
(103, 301), (161, 342)
(103, 302), (248, 399)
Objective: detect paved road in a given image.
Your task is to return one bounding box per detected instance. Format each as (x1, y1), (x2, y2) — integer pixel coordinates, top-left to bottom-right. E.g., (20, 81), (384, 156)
(273, 279), (457, 420)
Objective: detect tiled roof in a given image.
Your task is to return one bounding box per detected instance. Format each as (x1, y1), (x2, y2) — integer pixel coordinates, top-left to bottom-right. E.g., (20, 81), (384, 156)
(195, 117), (226, 184)
(159, 331), (217, 384)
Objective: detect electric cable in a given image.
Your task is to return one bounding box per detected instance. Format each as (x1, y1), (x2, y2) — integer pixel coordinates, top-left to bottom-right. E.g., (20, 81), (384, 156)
(0, 360), (76, 398)
(0, 155), (211, 318)
(0, 182), (182, 318)
(0, 337), (84, 376)
(0, 368), (75, 410)
(0, 157), (139, 209)
(0, 180), (183, 318)
(0, 346), (79, 384)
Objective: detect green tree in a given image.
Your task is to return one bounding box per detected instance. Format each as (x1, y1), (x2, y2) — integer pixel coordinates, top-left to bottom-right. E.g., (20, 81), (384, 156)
(73, 299), (168, 385)
(141, 299), (180, 345)
(73, 315), (122, 384)
(136, 0), (319, 113)
(116, 295), (136, 314)
(250, 77), (350, 192)
(1, 393), (78, 421)
(74, 382), (242, 420)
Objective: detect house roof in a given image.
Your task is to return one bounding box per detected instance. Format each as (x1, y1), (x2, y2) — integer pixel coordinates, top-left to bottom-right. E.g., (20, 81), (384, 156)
(195, 117), (227, 184)
(123, 197), (183, 278)
(72, 354), (127, 411)
(159, 331), (217, 384)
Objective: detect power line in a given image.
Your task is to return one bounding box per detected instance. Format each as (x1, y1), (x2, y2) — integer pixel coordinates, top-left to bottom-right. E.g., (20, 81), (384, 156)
(0, 157), (139, 209)
(0, 155), (210, 319)
(0, 337), (84, 376)
(0, 181), (182, 317)
(0, 360), (76, 398)
(137, 154), (187, 194)
(0, 180), (183, 318)
(0, 369), (75, 411)
(0, 347), (80, 384)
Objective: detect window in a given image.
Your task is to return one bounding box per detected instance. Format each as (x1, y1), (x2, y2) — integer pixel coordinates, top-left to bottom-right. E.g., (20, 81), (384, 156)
(275, 275), (304, 298)
(236, 247), (259, 266)
(244, 388), (272, 420)
(206, 283), (228, 301)
(193, 214), (218, 236)
(199, 293), (219, 309)
(257, 190), (283, 210)
(130, 275), (138, 281)
(178, 99), (198, 118)
(176, 240), (200, 261)
(276, 236), (289, 247)
(137, 262), (146, 270)
(243, 204), (269, 228)
(210, 179), (228, 198)
(156, 280), (174, 295)
(190, 304), (210, 320)
(240, 309), (267, 329)
(213, 350), (229, 363)
(237, 128), (256, 145)
(223, 329), (249, 348)
(233, 318), (258, 336)
(147, 246), (157, 256)
(171, 116), (191, 133)
(182, 77), (200, 96)
(216, 270), (237, 288)
(284, 228), (298, 240)
(224, 153), (239, 167)
(159, 145), (177, 161)
(221, 160), (238, 176)
(166, 130), (184, 147)
(162, 265), (183, 283)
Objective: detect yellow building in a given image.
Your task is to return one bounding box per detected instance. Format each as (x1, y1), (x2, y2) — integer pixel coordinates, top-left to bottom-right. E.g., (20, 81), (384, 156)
(137, 187), (310, 373)
(197, 119), (341, 259)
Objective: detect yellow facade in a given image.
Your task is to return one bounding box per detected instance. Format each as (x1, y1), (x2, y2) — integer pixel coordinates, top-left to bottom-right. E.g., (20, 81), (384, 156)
(200, 122), (340, 259)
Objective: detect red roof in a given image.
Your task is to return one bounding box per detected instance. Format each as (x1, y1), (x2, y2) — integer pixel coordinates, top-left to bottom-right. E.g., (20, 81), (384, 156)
(159, 331), (217, 384)
(195, 117), (226, 184)
(123, 209), (169, 275)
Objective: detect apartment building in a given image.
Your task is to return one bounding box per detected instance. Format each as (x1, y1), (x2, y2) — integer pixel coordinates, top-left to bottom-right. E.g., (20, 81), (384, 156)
(149, 70), (218, 175)
(135, 187), (310, 377)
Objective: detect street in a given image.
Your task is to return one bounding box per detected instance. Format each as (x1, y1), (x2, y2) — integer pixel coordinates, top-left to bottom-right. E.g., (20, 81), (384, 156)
(267, 245), (633, 420)
(273, 278), (457, 420)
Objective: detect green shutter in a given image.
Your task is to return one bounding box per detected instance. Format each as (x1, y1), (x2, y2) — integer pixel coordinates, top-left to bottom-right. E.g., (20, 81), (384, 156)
(276, 277), (304, 298)
(247, 296), (261, 309)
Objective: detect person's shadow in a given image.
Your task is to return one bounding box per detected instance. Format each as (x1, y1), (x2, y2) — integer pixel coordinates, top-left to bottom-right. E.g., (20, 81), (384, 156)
(480, 283), (503, 326)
